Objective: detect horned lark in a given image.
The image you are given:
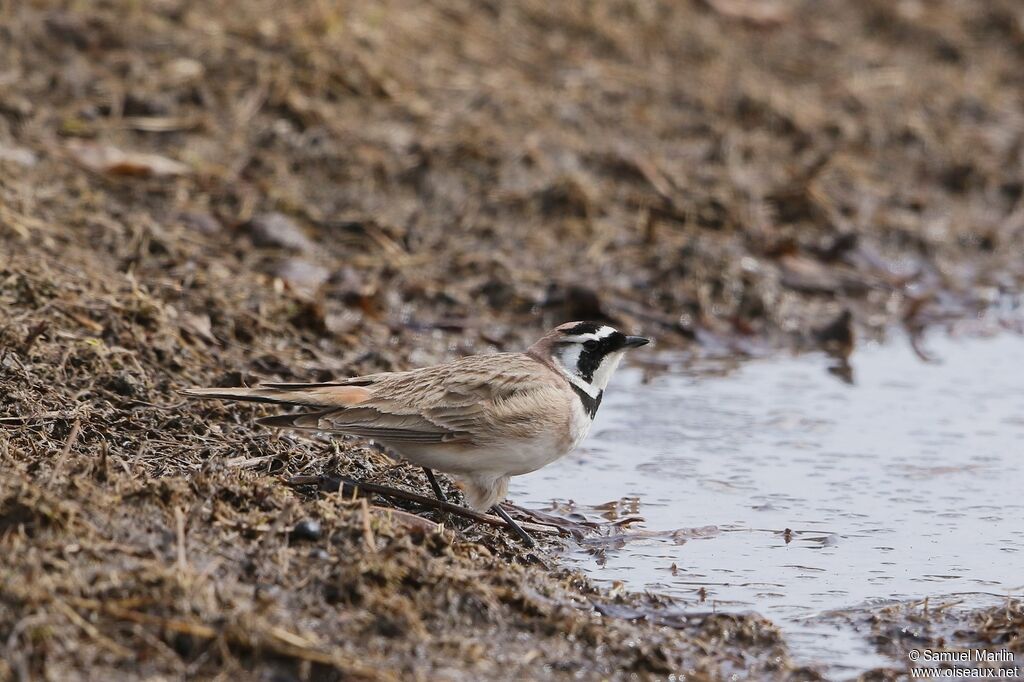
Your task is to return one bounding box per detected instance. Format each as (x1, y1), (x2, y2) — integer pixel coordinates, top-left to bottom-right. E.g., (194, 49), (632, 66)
(182, 321), (649, 545)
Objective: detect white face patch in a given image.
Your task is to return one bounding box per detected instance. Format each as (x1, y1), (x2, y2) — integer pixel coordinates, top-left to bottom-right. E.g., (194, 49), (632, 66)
(589, 350), (625, 391)
(554, 344), (582, 375)
(551, 344), (599, 398)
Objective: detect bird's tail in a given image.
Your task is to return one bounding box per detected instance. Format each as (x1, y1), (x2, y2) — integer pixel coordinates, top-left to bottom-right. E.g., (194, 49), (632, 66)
(179, 383), (370, 408)
(180, 384), (372, 431)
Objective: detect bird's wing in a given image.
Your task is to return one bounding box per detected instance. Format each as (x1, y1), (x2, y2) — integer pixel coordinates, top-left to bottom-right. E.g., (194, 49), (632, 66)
(313, 353), (562, 444)
(182, 353), (563, 445)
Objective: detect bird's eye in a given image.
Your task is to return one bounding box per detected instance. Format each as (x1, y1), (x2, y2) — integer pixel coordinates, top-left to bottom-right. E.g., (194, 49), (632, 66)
(583, 340), (599, 351)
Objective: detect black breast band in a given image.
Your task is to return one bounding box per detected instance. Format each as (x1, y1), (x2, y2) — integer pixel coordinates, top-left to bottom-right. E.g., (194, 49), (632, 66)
(571, 384), (603, 418)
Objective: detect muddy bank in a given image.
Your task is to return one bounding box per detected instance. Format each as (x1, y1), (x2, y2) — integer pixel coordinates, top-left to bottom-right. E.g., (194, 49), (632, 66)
(2, 0), (1024, 678)
(0, 468), (799, 680)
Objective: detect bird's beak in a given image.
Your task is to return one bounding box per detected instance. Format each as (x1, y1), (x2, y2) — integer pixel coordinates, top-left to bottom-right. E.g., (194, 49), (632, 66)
(623, 335), (650, 349)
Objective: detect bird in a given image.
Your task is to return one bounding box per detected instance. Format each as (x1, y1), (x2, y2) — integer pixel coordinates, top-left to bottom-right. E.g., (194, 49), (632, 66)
(181, 321), (649, 546)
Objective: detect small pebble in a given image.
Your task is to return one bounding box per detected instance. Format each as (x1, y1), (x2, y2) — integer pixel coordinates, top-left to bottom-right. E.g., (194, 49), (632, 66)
(290, 519), (322, 542)
(243, 212), (315, 252)
(0, 144), (38, 167)
(272, 257), (330, 292)
(177, 211), (222, 235)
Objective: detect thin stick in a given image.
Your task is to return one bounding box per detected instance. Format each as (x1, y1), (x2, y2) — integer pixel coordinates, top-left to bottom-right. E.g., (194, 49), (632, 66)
(54, 600), (135, 659)
(174, 507), (188, 572)
(48, 418), (81, 483)
(422, 468), (448, 503)
(491, 504), (536, 548)
(359, 498), (376, 552)
(285, 475), (558, 536)
(0, 414), (68, 425)
(422, 467), (451, 524)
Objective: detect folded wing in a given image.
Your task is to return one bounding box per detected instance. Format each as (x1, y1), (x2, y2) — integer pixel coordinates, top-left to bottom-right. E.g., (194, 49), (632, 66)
(180, 353), (558, 445)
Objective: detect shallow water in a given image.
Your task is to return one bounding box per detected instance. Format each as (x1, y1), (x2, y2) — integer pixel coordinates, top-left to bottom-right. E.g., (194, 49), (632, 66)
(512, 332), (1024, 676)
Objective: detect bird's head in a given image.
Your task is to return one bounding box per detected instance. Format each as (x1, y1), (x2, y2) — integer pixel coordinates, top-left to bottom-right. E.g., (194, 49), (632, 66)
(531, 321), (650, 397)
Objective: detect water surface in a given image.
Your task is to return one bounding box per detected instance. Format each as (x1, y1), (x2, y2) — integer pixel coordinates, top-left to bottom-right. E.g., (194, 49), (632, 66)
(512, 332), (1024, 675)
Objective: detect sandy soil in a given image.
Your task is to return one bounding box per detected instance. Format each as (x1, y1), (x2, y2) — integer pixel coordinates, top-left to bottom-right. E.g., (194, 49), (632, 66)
(2, 0), (1023, 678)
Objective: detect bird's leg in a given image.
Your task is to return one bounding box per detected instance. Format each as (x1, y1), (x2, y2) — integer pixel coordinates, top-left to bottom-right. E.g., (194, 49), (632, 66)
(491, 504), (536, 548)
(420, 470), (534, 547)
(422, 467), (448, 503)
(422, 467), (451, 525)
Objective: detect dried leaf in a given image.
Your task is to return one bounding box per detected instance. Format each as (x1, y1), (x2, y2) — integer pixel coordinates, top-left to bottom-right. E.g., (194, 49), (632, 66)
(179, 312), (217, 345)
(703, 0), (791, 27)
(66, 140), (189, 177)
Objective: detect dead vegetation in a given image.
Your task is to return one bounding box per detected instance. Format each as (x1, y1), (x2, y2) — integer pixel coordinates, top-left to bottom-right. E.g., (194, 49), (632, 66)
(2, 0), (1023, 678)
(822, 598), (1024, 679)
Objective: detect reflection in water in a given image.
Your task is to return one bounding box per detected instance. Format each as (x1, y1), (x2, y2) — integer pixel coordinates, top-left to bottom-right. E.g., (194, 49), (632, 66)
(512, 332), (1024, 675)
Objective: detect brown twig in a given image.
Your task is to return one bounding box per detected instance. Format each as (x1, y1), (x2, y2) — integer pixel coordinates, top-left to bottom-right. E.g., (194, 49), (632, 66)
(359, 497), (376, 552)
(0, 411), (71, 425)
(286, 475), (560, 536)
(54, 600), (135, 659)
(48, 418), (82, 483)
